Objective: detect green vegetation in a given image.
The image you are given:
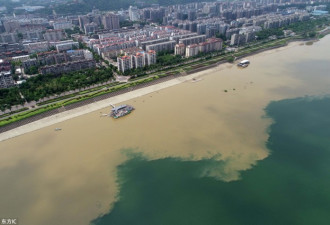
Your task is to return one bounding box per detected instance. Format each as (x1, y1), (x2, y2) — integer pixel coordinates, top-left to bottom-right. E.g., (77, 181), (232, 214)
(36, 3), (91, 15)
(0, 88), (25, 112)
(36, 82), (120, 106)
(278, 3), (309, 10)
(0, 104), (62, 127)
(65, 27), (82, 37)
(34, 0), (214, 15)
(0, 107), (28, 119)
(256, 28), (284, 40)
(25, 65), (39, 75)
(20, 68), (113, 102)
(226, 55), (235, 63)
(0, 0), (24, 13)
(286, 17), (329, 38)
(157, 54), (183, 66)
(87, 47), (101, 62)
(120, 21), (134, 28)
(255, 17), (329, 40)
(0, 76), (158, 127)
(215, 33), (227, 41)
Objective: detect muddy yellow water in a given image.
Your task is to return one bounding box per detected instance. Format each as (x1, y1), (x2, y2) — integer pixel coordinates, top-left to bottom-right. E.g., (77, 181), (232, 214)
(0, 36), (329, 225)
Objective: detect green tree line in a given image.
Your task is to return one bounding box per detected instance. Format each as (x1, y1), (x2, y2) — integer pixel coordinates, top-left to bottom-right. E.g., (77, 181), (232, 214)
(20, 68), (113, 102)
(256, 17), (329, 40)
(35, 0), (214, 15)
(0, 68), (114, 111)
(0, 88), (25, 112)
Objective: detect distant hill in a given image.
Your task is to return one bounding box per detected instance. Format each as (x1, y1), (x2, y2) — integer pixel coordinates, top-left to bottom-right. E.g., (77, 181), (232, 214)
(81, 0), (210, 11)
(33, 0), (214, 15)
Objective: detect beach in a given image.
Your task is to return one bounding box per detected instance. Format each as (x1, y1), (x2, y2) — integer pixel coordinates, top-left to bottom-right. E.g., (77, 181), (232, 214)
(0, 36), (329, 225)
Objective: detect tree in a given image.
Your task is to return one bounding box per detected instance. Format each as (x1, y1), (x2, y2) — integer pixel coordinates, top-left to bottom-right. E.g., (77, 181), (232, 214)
(13, 74), (19, 81)
(25, 66), (39, 75)
(11, 62), (16, 75)
(216, 32), (227, 41)
(226, 56), (234, 63)
(309, 31), (316, 38)
(17, 32), (23, 39)
(30, 53), (37, 59)
(78, 42), (86, 49)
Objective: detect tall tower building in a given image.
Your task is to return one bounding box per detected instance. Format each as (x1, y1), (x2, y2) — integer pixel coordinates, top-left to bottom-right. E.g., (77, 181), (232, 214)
(129, 6), (139, 21)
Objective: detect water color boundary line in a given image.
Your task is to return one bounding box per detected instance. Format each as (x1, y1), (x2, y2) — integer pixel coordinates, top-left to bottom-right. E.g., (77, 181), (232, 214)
(0, 39), (311, 139)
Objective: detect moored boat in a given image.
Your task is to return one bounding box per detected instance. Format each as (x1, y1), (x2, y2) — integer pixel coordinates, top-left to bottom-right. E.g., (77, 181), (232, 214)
(110, 104), (135, 119)
(237, 59), (250, 67)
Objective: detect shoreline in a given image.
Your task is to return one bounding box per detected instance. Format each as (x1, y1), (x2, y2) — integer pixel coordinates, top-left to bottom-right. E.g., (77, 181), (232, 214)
(0, 39), (307, 142)
(0, 71), (207, 142)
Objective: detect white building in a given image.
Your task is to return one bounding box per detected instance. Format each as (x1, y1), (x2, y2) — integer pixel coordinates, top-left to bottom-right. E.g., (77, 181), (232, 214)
(11, 55), (30, 62)
(53, 21), (73, 30)
(132, 52), (145, 69)
(83, 49), (93, 60)
(179, 35), (206, 46)
(0, 71), (15, 89)
(23, 41), (49, 53)
(117, 55), (132, 73)
(129, 6), (139, 21)
(185, 44), (199, 57)
(145, 50), (156, 66)
(117, 50), (156, 73)
(43, 29), (65, 42)
(146, 40), (176, 53)
(175, 43), (185, 56)
(55, 41), (79, 52)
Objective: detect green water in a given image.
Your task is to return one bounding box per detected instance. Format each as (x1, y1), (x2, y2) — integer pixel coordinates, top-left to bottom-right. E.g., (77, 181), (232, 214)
(91, 96), (330, 225)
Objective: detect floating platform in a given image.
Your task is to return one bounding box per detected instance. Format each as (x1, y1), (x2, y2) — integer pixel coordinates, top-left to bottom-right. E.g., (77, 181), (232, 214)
(110, 104), (135, 119)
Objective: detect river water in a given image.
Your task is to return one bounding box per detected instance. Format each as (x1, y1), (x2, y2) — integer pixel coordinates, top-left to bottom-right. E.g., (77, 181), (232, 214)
(0, 36), (329, 225)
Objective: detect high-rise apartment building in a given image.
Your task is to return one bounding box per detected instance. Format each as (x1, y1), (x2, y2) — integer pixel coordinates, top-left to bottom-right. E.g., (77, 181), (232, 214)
(174, 43), (185, 56)
(102, 13), (120, 30)
(43, 30), (65, 41)
(129, 6), (139, 21)
(117, 50), (156, 73)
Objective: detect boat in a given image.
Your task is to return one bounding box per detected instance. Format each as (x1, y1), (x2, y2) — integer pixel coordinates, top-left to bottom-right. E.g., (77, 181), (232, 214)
(192, 78), (203, 83)
(110, 104), (135, 119)
(237, 59), (250, 67)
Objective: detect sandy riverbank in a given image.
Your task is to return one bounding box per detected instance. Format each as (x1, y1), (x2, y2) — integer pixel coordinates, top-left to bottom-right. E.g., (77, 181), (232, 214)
(0, 70), (209, 142)
(0, 41), (303, 142)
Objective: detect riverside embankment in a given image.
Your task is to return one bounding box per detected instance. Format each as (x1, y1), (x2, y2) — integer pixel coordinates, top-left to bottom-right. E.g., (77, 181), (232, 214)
(0, 37), (308, 136)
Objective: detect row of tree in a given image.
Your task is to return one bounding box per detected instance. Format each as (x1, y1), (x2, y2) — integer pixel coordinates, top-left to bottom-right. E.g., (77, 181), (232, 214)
(286, 17), (329, 35)
(34, 0), (212, 16)
(19, 68), (113, 102)
(256, 28), (284, 40)
(255, 17), (329, 40)
(0, 67), (114, 111)
(0, 88), (25, 112)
